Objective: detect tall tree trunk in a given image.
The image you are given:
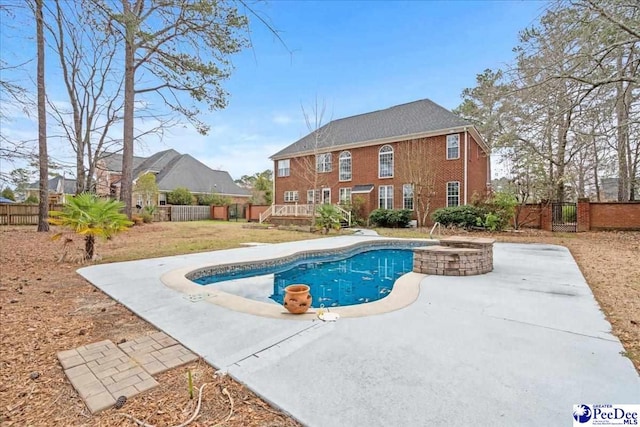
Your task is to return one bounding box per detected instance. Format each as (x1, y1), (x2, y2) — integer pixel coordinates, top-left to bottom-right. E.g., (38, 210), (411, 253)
(615, 53), (630, 201)
(36, 0), (49, 232)
(120, 0), (135, 218)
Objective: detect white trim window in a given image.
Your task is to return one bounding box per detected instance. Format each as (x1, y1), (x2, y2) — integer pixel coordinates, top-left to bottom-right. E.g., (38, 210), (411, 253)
(278, 159), (290, 177)
(321, 188), (331, 204)
(316, 153), (332, 173)
(379, 185), (393, 209)
(136, 194), (143, 207)
(158, 193), (166, 206)
(446, 134), (460, 160)
(339, 151), (352, 181)
(339, 187), (352, 204)
(307, 189), (316, 204)
(378, 145), (394, 178)
(284, 190), (299, 202)
(447, 182), (460, 207)
(403, 184), (414, 210)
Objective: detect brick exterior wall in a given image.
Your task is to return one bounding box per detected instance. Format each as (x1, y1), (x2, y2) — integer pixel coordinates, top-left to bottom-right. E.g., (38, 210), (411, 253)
(273, 131), (489, 218)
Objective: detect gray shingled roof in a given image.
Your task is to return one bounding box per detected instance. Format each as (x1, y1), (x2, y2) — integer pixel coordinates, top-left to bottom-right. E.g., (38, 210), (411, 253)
(271, 99), (471, 159)
(133, 149), (181, 177)
(27, 175), (76, 194)
(155, 154), (251, 196)
(100, 152), (146, 173)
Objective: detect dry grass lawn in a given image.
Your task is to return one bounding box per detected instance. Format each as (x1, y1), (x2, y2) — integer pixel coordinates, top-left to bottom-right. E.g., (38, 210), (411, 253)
(1, 222), (638, 426)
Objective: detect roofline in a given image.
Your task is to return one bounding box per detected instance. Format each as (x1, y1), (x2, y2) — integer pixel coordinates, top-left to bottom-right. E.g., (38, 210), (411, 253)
(270, 125), (490, 160)
(157, 189), (250, 197)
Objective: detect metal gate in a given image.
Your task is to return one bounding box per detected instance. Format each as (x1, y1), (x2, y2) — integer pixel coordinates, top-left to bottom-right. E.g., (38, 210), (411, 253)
(551, 202), (577, 232)
(228, 203), (246, 221)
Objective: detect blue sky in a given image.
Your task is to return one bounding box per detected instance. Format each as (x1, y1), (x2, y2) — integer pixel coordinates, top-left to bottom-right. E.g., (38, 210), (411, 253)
(0, 0), (548, 181)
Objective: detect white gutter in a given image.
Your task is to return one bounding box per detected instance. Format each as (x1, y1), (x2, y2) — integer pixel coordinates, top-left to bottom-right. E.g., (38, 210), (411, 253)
(464, 129), (468, 205)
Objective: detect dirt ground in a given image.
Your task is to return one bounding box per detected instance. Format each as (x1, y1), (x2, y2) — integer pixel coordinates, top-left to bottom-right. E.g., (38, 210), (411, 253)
(1, 223), (308, 427)
(1, 223), (638, 426)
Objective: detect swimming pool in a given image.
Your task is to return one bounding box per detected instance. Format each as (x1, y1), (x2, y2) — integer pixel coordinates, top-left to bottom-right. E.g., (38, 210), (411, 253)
(194, 248), (414, 308)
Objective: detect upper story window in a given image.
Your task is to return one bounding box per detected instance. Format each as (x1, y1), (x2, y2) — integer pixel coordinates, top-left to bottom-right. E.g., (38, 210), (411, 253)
(446, 134), (460, 160)
(278, 159), (290, 177)
(316, 153), (332, 173)
(284, 190), (299, 202)
(378, 145), (394, 178)
(339, 151), (352, 181)
(403, 184), (414, 210)
(447, 181), (460, 207)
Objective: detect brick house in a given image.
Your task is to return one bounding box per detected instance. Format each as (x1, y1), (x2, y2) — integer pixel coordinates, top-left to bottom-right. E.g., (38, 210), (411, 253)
(266, 99), (490, 225)
(96, 149), (250, 206)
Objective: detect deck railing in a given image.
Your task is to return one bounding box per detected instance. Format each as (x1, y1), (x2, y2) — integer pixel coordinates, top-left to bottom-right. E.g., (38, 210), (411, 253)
(259, 203), (351, 226)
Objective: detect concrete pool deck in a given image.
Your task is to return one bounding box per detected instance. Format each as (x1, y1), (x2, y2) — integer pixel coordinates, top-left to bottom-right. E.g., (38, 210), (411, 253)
(78, 235), (640, 426)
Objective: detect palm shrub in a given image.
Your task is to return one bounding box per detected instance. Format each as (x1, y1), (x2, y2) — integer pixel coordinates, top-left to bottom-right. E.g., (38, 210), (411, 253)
(315, 204), (342, 234)
(48, 193), (133, 260)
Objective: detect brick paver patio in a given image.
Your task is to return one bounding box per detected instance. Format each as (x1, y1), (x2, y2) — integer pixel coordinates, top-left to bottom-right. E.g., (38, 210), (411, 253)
(57, 332), (197, 413)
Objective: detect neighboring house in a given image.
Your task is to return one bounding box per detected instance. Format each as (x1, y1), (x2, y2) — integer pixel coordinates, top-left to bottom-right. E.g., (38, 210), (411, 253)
(26, 175), (77, 204)
(96, 149), (250, 206)
(95, 152), (146, 197)
(268, 99), (490, 222)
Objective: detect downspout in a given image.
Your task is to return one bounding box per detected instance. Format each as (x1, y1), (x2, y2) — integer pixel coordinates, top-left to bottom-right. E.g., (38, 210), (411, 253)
(464, 129), (468, 205)
(272, 161), (276, 206)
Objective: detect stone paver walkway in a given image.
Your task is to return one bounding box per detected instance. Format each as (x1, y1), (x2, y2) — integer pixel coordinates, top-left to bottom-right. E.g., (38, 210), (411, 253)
(57, 332), (197, 414)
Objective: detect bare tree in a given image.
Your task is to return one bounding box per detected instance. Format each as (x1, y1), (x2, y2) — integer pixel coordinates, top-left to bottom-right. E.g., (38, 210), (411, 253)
(93, 0), (249, 217)
(397, 138), (438, 227)
(298, 98), (335, 226)
(45, 0), (124, 194)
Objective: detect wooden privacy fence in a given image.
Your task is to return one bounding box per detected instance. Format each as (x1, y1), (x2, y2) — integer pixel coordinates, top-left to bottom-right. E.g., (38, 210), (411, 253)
(0, 203), (63, 225)
(169, 205), (211, 222)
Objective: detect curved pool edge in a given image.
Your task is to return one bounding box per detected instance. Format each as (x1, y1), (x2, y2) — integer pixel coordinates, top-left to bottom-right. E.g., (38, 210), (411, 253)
(160, 237), (436, 320)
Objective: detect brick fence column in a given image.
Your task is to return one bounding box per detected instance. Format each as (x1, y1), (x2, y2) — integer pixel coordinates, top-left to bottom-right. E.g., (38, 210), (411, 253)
(540, 201), (552, 231)
(577, 198), (590, 232)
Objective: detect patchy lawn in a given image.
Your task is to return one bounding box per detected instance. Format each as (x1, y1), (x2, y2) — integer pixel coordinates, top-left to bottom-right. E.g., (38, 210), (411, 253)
(377, 227), (640, 373)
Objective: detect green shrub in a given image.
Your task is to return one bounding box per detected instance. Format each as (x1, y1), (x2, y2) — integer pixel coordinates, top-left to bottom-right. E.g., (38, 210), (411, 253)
(141, 213), (153, 223)
(562, 205), (577, 222)
(197, 193), (232, 206)
(24, 195), (38, 204)
(431, 205), (484, 229)
(167, 187), (193, 205)
(369, 209), (412, 228)
(1, 187), (15, 201)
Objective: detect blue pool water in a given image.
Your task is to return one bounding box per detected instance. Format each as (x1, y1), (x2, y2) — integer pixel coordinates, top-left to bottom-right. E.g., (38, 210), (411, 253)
(193, 248), (415, 308)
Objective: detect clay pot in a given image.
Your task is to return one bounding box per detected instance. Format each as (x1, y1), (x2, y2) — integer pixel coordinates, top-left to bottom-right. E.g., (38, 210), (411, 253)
(283, 284), (312, 314)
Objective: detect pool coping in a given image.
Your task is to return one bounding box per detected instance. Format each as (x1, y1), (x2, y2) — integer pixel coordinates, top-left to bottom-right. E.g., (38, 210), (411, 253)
(160, 238), (436, 319)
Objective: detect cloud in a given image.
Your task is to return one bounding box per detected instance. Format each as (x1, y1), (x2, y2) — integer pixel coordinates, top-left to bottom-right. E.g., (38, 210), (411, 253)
(272, 114), (293, 125)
